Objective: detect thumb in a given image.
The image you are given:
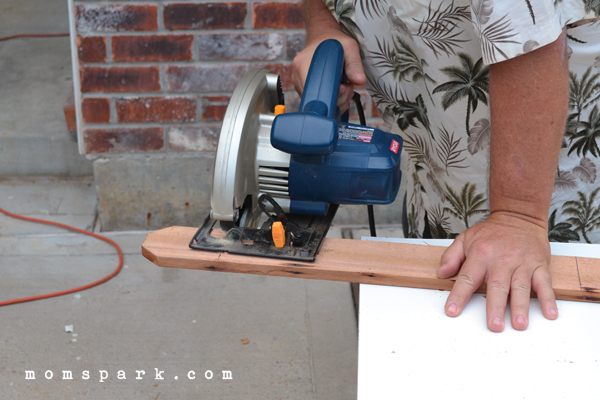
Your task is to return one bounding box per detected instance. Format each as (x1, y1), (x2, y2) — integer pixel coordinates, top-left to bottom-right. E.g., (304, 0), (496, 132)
(437, 234), (466, 279)
(342, 41), (366, 86)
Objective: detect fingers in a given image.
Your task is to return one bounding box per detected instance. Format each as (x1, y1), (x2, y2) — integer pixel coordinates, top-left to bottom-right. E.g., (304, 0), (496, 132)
(437, 234), (466, 279)
(292, 49), (312, 96)
(342, 40), (367, 86)
(507, 267), (532, 330)
(438, 235), (484, 320)
(292, 46), (359, 115)
(436, 217), (555, 332)
(337, 84), (354, 114)
(485, 266), (512, 332)
(292, 35), (365, 107)
(532, 266), (558, 320)
(490, 265), (557, 332)
(444, 259), (487, 319)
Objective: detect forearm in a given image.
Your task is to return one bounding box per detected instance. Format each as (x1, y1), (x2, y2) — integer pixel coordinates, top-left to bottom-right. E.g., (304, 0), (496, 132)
(439, 31), (567, 332)
(488, 30), (569, 227)
(303, 0), (342, 41)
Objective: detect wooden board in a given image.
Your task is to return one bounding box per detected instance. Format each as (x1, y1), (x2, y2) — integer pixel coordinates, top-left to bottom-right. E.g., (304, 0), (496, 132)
(142, 226), (600, 302)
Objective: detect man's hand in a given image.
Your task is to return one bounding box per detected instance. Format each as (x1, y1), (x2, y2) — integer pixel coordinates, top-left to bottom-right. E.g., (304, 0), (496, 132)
(435, 29), (568, 332)
(293, 0), (366, 113)
(437, 212), (558, 332)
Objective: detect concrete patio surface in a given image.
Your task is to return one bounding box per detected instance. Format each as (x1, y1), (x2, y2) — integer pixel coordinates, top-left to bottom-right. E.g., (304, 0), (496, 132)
(0, 2), (405, 398)
(0, 0), (92, 177)
(0, 178), (361, 399)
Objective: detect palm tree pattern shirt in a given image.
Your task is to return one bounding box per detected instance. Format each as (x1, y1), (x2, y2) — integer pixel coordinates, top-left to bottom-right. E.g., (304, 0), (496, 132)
(326, 0), (600, 243)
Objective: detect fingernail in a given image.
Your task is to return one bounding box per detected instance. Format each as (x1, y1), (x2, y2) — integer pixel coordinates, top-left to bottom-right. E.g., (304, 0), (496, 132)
(549, 307), (558, 318)
(447, 303), (457, 315)
(339, 85), (346, 94)
(492, 317), (503, 328)
(516, 315), (526, 326)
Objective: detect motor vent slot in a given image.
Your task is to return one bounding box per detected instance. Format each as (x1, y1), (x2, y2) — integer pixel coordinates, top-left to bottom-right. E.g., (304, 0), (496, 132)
(258, 166), (289, 198)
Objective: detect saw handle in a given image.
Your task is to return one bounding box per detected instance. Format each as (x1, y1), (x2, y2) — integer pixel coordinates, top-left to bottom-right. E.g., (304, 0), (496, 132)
(271, 40), (344, 157)
(299, 39), (344, 119)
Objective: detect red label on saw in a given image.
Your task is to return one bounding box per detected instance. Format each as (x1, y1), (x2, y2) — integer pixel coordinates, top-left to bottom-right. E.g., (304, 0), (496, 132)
(390, 139), (400, 154)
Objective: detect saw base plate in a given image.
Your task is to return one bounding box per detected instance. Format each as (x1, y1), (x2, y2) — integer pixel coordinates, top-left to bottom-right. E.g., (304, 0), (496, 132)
(190, 205), (338, 261)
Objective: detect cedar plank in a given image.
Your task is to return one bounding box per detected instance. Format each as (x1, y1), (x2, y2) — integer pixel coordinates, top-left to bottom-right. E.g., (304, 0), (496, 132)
(141, 226), (600, 303)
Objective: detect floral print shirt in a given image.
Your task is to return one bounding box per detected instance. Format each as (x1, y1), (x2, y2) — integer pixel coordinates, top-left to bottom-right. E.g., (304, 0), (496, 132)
(327, 0), (600, 243)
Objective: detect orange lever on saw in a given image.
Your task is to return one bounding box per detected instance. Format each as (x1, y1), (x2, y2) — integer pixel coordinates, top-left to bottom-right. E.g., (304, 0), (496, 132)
(272, 221), (285, 248)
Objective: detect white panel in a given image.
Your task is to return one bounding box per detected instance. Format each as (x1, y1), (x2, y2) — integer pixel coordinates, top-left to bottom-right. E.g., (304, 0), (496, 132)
(358, 239), (600, 400)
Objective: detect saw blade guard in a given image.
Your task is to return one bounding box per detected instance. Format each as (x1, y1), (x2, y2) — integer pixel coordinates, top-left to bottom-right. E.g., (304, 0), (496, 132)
(210, 68), (289, 222)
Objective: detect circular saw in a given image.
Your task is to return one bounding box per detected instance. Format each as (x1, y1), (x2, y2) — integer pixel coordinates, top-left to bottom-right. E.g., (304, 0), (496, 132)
(190, 40), (403, 261)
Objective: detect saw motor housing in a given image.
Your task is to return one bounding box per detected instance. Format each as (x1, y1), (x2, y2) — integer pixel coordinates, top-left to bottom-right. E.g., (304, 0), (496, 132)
(272, 39), (402, 215)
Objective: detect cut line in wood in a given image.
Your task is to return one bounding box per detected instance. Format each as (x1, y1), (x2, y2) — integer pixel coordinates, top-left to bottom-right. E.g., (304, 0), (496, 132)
(142, 226), (600, 303)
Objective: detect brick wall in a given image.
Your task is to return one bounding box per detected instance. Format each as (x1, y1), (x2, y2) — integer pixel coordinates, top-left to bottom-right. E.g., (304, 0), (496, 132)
(72, 0), (380, 156)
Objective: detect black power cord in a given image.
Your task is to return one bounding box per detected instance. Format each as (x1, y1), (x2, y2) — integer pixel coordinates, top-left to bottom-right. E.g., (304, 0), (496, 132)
(351, 92), (377, 237)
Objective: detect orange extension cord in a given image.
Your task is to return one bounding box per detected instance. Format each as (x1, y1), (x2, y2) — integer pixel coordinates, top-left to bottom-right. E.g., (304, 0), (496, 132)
(0, 33), (69, 42)
(0, 208), (123, 307)
(0, 32), (118, 306)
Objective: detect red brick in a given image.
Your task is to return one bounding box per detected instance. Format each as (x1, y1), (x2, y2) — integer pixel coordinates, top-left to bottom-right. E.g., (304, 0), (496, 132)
(168, 126), (219, 152)
(112, 35), (193, 62)
(77, 36), (106, 63)
(76, 5), (158, 32)
(372, 100), (381, 117)
(253, 2), (304, 29)
(197, 33), (283, 61)
(201, 96), (229, 121)
(82, 98), (111, 123)
(167, 65), (248, 93)
(286, 33), (306, 59)
(84, 127), (164, 153)
(256, 63), (293, 90)
(80, 66), (160, 93)
(64, 88), (77, 131)
(164, 3), (247, 30)
(116, 97), (196, 123)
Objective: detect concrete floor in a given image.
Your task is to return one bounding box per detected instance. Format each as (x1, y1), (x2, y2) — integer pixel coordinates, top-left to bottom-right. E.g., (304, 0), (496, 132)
(0, 2), (404, 397)
(0, 0), (92, 177)
(0, 178), (360, 399)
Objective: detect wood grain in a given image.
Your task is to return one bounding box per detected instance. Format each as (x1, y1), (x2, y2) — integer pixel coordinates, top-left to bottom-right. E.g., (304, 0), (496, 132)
(142, 226), (600, 303)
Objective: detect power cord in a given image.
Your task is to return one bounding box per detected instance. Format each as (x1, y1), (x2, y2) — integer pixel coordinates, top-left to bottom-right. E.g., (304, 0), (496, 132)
(0, 207), (123, 307)
(352, 92), (377, 237)
(0, 31), (121, 306)
(0, 33), (69, 42)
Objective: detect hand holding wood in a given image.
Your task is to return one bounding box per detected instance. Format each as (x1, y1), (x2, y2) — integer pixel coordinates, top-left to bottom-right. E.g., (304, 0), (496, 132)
(437, 212), (558, 332)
